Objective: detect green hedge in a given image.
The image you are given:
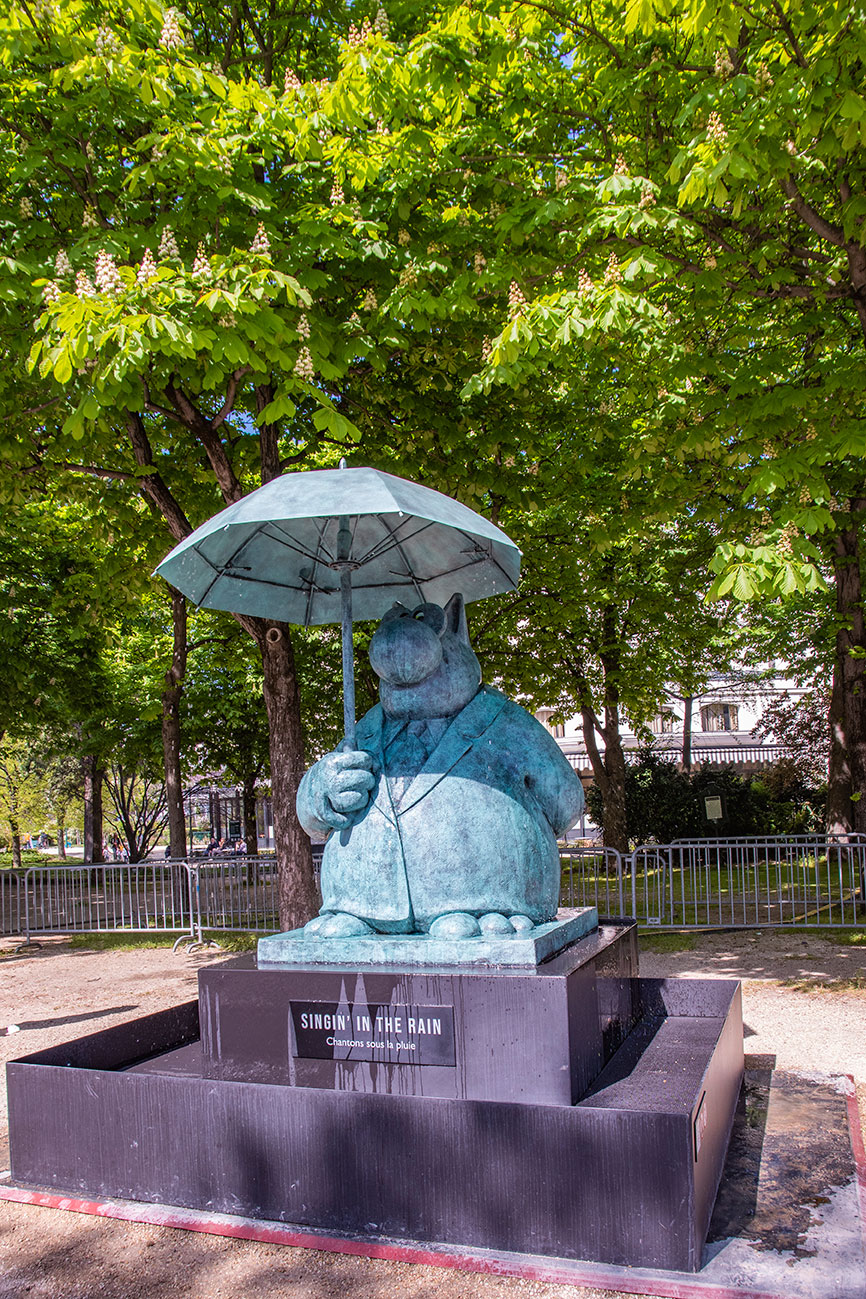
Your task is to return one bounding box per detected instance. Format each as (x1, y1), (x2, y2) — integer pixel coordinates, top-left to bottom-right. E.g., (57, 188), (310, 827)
(586, 750), (826, 844)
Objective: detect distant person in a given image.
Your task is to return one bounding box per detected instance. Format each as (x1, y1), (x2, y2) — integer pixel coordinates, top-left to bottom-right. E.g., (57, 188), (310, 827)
(235, 837), (247, 856)
(205, 837), (218, 857)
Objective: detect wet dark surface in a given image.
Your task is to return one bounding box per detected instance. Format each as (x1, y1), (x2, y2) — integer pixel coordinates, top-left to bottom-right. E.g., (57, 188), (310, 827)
(708, 1055), (855, 1258)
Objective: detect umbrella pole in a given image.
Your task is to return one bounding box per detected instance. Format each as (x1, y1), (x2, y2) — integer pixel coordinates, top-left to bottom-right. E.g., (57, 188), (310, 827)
(336, 513), (357, 750)
(340, 567), (356, 749)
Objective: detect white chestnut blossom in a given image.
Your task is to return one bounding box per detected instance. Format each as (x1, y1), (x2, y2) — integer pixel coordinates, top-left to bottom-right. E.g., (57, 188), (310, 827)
(294, 345), (315, 380)
(250, 222), (270, 255)
(94, 250), (122, 294)
(707, 111), (729, 148)
(639, 182), (656, 210)
(160, 8), (184, 52)
(137, 248), (157, 283)
(95, 26), (121, 57)
(507, 279), (526, 314)
(158, 227), (181, 260)
(191, 242), (209, 277)
(603, 253), (622, 285)
(714, 49), (734, 79)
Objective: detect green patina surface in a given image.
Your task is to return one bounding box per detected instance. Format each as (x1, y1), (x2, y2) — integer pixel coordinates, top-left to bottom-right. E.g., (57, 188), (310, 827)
(257, 907), (598, 968)
(291, 597), (585, 951)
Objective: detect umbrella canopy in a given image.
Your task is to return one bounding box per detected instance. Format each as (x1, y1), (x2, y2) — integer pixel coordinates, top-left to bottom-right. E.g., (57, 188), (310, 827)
(155, 464), (521, 747)
(155, 465), (520, 623)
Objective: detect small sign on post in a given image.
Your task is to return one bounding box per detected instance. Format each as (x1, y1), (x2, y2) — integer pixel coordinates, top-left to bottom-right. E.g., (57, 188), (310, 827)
(703, 784), (726, 823)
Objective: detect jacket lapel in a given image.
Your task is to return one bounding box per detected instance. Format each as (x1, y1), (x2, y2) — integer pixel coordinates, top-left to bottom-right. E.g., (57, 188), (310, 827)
(355, 705), (397, 826)
(396, 687), (508, 815)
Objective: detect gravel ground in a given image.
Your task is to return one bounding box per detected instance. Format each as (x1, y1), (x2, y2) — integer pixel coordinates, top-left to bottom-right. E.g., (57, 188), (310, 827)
(0, 929), (863, 1299)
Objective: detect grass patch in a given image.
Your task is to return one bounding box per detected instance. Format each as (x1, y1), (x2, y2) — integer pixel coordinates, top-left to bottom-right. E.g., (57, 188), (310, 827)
(203, 930), (258, 952)
(67, 931), (184, 951)
(779, 974), (866, 994)
(65, 929), (260, 953)
(754, 925), (866, 946)
(638, 931), (697, 954)
(0, 851), (46, 869)
(834, 929), (866, 946)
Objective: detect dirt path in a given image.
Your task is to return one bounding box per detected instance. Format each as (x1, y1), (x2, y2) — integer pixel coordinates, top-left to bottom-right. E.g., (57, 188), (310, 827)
(0, 930), (863, 1299)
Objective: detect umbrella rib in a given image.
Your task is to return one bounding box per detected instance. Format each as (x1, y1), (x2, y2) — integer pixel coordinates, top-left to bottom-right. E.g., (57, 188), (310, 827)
(355, 518), (436, 568)
(263, 522), (336, 567)
(448, 525), (518, 592)
(373, 517), (425, 603)
(190, 545), (229, 608)
(303, 517), (334, 625)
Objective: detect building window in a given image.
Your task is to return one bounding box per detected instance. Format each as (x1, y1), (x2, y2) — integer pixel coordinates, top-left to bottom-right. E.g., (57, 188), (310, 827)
(651, 711), (676, 734)
(700, 702), (739, 733)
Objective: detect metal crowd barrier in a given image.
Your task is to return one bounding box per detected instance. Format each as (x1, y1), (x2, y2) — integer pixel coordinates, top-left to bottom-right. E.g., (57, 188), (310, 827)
(559, 847), (625, 915)
(191, 856), (280, 938)
(1, 838), (863, 944)
(0, 869), (22, 937)
(17, 861), (196, 945)
(627, 835), (866, 928)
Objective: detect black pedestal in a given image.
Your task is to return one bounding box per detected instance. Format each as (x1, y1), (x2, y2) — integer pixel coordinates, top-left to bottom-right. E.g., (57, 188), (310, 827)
(6, 923), (744, 1272)
(199, 921), (640, 1104)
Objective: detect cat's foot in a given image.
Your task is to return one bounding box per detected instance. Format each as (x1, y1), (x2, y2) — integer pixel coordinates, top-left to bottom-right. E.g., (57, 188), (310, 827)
(478, 912), (535, 935)
(305, 912), (374, 937)
(428, 912), (482, 939)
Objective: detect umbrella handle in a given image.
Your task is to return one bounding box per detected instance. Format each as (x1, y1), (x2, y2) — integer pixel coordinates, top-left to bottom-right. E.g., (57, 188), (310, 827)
(340, 566), (356, 750)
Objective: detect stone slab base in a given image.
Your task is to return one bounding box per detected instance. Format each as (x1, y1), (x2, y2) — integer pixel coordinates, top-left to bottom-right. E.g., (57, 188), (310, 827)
(257, 906), (598, 968)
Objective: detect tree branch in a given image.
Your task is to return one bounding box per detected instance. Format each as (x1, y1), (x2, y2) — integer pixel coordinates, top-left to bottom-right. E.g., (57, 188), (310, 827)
(780, 177), (846, 247)
(124, 412), (192, 542)
(61, 461), (137, 481)
(212, 366), (252, 430)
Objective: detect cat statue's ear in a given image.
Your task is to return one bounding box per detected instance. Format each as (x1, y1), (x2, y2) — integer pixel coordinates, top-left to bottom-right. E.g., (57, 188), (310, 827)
(443, 592), (469, 644)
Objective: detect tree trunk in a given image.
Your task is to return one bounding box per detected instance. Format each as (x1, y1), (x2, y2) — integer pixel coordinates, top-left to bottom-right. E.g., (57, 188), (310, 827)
(682, 695), (693, 773)
(833, 505), (866, 834)
(162, 587), (188, 859)
(10, 823), (21, 871)
(255, 619), (318, 928)
(56, 807), (67, 859)
(242, 773), (259, 857)
(82, 757), (104, 864)
(579, 704), (629, 855)
(827, 654), (853, 835)
(601, 719), (630, 856)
